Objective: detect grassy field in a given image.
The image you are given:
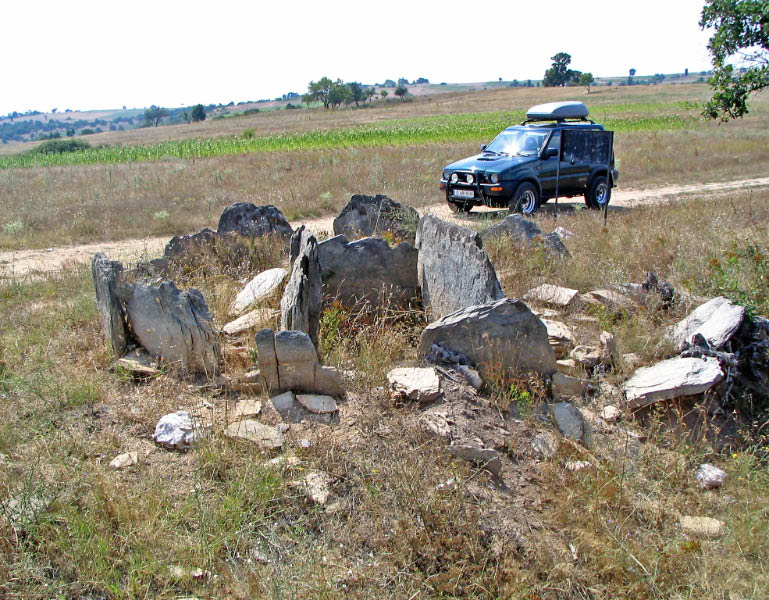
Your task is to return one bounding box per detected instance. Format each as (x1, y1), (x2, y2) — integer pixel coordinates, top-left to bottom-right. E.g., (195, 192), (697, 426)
(1, 82), (769, 598)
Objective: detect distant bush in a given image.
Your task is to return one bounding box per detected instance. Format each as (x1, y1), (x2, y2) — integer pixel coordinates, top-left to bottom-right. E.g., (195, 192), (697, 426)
(80, 128), (95, 135)
(29, 139), (92, 155)
(286, 103), (299, 110)
(243, 108), (260, 115)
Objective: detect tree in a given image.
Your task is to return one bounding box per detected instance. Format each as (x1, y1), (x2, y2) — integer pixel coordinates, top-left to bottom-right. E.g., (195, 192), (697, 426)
(348, 82), (365, 107)
(307, 77), (335, 109)
(579, 72), (595, 93)
(380, 90), (389, 100)
(328, 81), (352, 109)
(143, 105), (169, 127)
(394, 84), (408, 100)
(365, 87), (376, 102)
(191, 104), (206, 122)
(543, 52), (580, 86)
(700, 0), (769, 121)
(628, 68), (636, 85)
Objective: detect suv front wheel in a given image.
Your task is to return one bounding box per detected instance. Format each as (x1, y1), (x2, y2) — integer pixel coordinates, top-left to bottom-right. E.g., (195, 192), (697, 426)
(585, 176), (611, 210)
(510, 182), (540, 215)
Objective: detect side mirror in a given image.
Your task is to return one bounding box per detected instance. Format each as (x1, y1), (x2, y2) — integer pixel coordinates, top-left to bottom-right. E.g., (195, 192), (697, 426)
(543, 147), (558, 159)
(480, 144), (487, 152)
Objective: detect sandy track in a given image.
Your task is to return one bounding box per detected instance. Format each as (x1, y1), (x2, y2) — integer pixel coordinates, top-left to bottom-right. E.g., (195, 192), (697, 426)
(2, 176), (768, 280)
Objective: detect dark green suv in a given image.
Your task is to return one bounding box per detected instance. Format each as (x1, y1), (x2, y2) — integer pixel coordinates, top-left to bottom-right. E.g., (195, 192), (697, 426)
(439, 102), (618, 215)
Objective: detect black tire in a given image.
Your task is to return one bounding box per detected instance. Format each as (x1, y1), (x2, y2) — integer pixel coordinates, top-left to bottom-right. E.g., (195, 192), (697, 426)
(509, 182), (540, 216)
(447, 199), (472, 214)
(584, 176), (611, 210)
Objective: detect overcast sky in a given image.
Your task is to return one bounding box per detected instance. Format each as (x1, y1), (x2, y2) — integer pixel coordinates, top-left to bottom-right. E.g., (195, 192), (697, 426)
(2, 0), (713, 115)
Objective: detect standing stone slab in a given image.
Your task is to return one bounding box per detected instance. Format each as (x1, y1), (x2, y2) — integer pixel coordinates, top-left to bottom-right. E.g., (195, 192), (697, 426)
(416, 214), (504, 320)
(217, 203), (293, 238)
(623, 356), (724, 408)
(164, 228), (218, 259)
(281, 227), (322, 348)
(229, 268), (287, 316)
(670, 296), (746, 350)
(418, 298), (556, 378)
(318, 235), (418, 307)
(92, 253), (129, 356)
(333, 194), (419, 242)
(122, 281), (219, 374)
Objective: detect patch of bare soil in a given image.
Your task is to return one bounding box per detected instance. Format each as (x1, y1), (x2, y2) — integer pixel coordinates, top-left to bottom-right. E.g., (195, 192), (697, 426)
(3, 176), (768, 280)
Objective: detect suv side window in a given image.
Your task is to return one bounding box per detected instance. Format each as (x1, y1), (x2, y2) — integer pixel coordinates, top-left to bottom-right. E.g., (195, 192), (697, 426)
(562, 130), (612, 164)
(546, 132), (561, 153)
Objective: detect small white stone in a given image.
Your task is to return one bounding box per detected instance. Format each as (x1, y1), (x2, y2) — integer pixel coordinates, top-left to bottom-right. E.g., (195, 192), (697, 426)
(387, 367), (441, 402)
(601, 405), (620, 422)
(109, 451), (138, 469)
(696, 463), (727, 489)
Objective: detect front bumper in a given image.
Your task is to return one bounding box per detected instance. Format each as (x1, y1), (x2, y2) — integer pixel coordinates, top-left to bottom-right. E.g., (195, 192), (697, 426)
(439, 178), (513, 203)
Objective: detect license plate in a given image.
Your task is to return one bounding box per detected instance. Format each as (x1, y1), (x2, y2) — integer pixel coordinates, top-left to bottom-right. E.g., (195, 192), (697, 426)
(454, 189), (474, 199)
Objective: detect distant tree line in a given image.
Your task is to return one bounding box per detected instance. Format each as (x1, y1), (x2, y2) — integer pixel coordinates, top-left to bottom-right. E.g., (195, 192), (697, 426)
(303, 77), (415, 109)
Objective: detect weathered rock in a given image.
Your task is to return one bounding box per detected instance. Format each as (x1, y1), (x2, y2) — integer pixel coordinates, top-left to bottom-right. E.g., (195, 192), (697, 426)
(447, 445), (502, 479)
(121, 281), (219, 374)
(623, 356), (724, 408)
(418, 298), (555, 378)
(297, 394), (338, 414)
(387, 367), (442, 402)
(92, 253), (129, 356)
(114, 348), (159, 377)
(552, 372), (588, 400)
(671, 296), (746, 350)
(217, 203), (293, 238)
(229, 268), (287, 316)
(622, 353), (643, 369)
(480, 214), (570, 257)
(254, 329), (343, 397)
(281, 227), (321, 347)
(570, 345), (601, 369)
(550, 402), (584, 441)
(109, 452), (138, 469)
(565, 460), (593, 472)
(532, 431), (558, 458)
(419, 298), (556, 378)
(541, 319), (577, 359)
(696, 463), (727, 489)
(222, 308), (279, 336)
(557, 358), (580, 374)
(296, 471), (332, 504)
(679, 515), (725, 538)
(523, 284), (580, 308)
(317, 235), (418, 307)
(601, 405), (621, 422)
(457, 365), (483, 390)
(152, 411), (203, 450)
(224, 419), (283, 449)
(416, 214), (504, 320)
(582, 289), (634, 311)
(164, 228), (218, 258)
(333, 194), (419, 242)
(231, 399), (262, 421)
(599, 331), (617, 366)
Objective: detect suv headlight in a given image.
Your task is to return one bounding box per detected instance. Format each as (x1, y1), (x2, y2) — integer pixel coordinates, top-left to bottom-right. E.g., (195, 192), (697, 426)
(466, 174), (474, 184)
(490, 173), (499, 184)
(442, 170), (450, 180)
(450, 173), (458, 183)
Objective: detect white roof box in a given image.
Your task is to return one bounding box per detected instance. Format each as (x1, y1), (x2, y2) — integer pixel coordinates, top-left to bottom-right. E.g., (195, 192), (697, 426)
(526, 101), (589, 121)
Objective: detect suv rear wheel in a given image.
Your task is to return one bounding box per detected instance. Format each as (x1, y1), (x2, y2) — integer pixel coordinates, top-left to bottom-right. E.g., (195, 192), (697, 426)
(510, 182), (540, 215)
(584, 176), (611, 210)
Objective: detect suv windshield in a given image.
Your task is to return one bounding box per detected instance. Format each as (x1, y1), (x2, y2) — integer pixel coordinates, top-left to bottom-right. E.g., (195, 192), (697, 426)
(485, 128), (548, 157)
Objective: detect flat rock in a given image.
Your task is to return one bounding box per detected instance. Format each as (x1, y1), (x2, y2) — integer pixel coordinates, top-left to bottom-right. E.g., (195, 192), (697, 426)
(679, 515), (725, 538)
(109, 452), (138, 469)
(387, 367), (442, 402)
(416, 214), (504, 320)
(582, 289), (634, 310)
(223, 308), (279, 335)
(570, 345), (601, 369)
(550, 402), (584, 441)
(231, 399), (262, 421)
(447, 445), (502, 479)
(696, 463), (727, 489)
(418, 298), (556, 378)
(541, 319), (577, 359)
(670, 296), (745, 350)
(225, 419), (283, 450)
(297, 394), (338, 414)
(623, 356), (724, 408)
(552, 372), (588, 400)
(114, 348), (159, 377)
(317, 235), (418, 307)
(217, 203), (293, 238)
(523, 284), (580, 308)
(333, 194), (419, 243)
(152, 411), (202, 450)
(229, 268), (287, 316)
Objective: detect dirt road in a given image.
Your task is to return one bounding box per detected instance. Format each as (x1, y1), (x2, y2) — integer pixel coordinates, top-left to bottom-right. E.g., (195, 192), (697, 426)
(2, 176), (768, 280)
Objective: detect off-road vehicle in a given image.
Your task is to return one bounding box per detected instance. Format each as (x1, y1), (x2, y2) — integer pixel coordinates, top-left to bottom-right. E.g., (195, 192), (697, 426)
(439, 101), (618, 215)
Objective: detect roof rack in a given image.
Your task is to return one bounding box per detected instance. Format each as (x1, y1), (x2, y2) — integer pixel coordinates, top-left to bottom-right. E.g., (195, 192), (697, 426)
(520, 101), (594, 125)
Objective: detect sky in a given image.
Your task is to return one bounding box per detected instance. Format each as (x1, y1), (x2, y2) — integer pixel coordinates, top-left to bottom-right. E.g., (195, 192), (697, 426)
(1, 0), (714, 115)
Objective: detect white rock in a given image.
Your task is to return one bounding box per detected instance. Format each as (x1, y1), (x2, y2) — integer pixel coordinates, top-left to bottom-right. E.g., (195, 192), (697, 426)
(679, 515), (725, 537)
(297, 394), (338, 414)
(570, 345), (601, 369)
(387, 367), (441, 402)
(532, 431), (558, 458)
(229, 268), (287, 316)
(523, 284), (580, 308)
(670, 296), (745, 350)
(696, 463), (727, 489)
(565, 460), (593, 472)
(298, 471), (332, 504)
(457, 365), (483, 390)
(623, 356), (724, 408)
(152, 411), (202, 450)
(222, 308), (279, 335)
(599, 331), (617, 365)
(224, 419), (283, 450)
(109, 451), (138, 469)
(622, 353), (643, 369)
(601, 405), (620, 422)
(231, 399), (262, 421)
(436, 478), (457, 493)
(541, 319), (577, 359)
(553, 226), (573, 240)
